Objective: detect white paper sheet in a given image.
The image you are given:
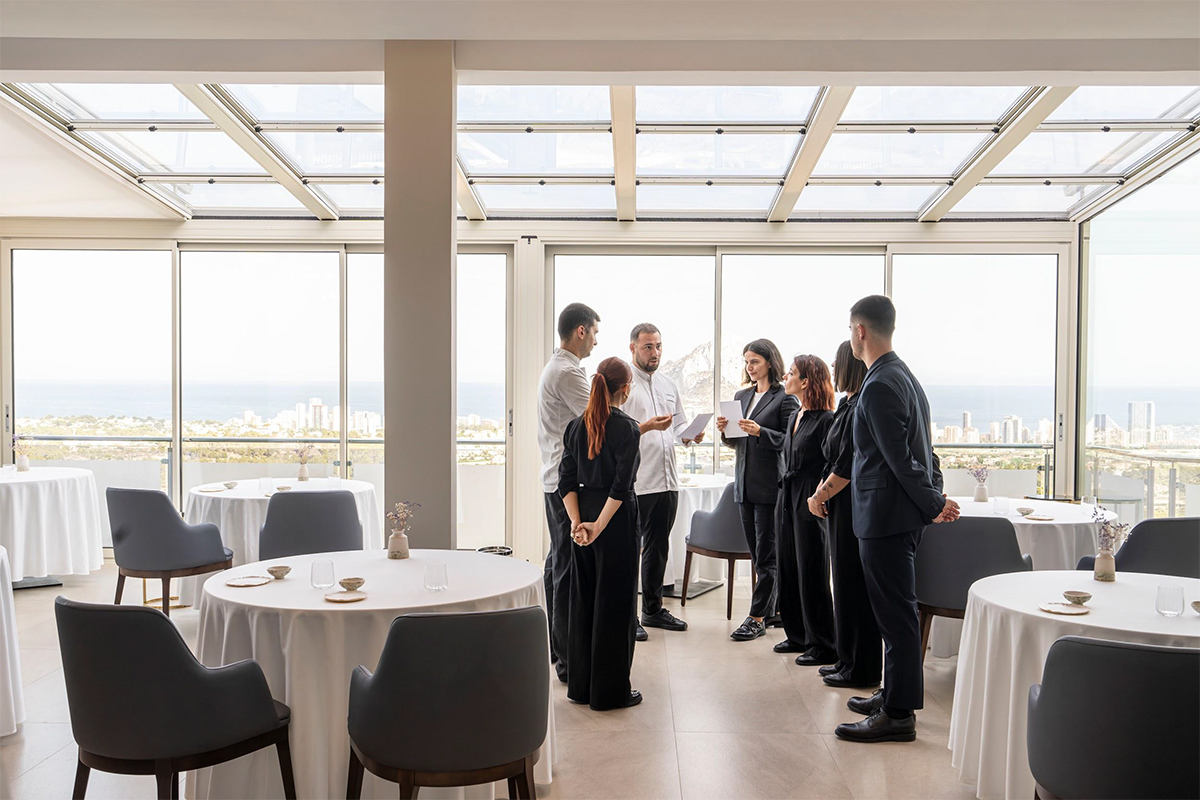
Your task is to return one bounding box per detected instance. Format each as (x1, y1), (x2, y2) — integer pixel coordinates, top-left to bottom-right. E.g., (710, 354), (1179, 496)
(720, 400), (748, 438)
(679, 413), (713, 442)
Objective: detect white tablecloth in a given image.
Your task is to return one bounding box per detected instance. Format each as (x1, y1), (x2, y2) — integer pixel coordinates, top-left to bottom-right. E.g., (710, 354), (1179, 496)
(0, 546), (25, 737)
(930, 498), (1116, 657)
(0, 466), (103, 580)
(663, 474), (734, 586)
(189, 549), (555, 800)
(178, 478), (381, 606)
(948, 570), (1200, 800)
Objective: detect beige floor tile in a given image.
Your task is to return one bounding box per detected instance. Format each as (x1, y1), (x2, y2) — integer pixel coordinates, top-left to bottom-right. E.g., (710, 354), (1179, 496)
(18, 670), (70, 725)
(824, 733), (977, 800)
(663, 617), (782, 661)
(7, 740), (167, 800)
(668, 657), (816, 734)
(545, 730), (681, 800)
(0, 721), (76, 781)
(553, 647), (674, 732)
(18, 647), (62, 687)
(677, 731), (853, 800)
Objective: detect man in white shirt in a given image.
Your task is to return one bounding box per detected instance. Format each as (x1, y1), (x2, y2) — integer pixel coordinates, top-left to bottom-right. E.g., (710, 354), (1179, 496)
(537, 302), (600, 683)
(625, 323), (704, 638)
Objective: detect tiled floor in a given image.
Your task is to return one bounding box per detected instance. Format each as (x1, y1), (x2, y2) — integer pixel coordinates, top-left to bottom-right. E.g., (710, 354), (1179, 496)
(1, 558), (977, 800)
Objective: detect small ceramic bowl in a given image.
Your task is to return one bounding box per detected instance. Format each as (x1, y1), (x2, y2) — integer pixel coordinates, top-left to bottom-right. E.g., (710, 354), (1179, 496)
(339, 576), (365, 592)
(276, 485), (292, 492)
(1016, 507), (1034, 516)
(223, 481), (238, 489)
(267, 565), (292, 580)
(1063, 590), (1092, 605)
(1191, 600), (1200, 615)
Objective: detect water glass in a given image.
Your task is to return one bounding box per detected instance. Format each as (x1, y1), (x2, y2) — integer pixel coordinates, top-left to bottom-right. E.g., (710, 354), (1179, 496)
(424, 562), (448, 592)
(1082, 495), (1098, 508)
(311, 559), (335, 590)
(328, 473), (342, 489)
(1156, 585), (1184, 617)
(259, 477), (273, 493)
(993, 496), (1010, 516)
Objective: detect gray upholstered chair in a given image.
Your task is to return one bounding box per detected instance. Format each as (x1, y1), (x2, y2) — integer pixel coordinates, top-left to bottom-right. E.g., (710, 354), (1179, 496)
(682, 483), (754, 620)
(258, 490), (364, 560)
(347, 607), (549, 800)
(54, 597), (295, 800)
(1028, 635), (1200, 800)
(915, 515), (1032, 663)
(107, 488), (233, 618)
(1076, 516), (1200, 578)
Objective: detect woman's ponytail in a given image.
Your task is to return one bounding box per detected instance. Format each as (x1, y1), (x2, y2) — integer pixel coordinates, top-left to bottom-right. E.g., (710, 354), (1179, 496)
(582, 356), (632, 460)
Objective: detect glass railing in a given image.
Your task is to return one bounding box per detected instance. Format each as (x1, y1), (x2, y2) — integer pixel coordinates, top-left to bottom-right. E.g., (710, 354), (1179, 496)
(934, 443), (1054, 500)
(1082, 446), (1200, 525)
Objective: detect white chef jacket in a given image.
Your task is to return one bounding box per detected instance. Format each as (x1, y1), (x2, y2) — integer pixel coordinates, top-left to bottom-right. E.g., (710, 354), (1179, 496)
(537, 348), (592, 493)
(623, 364), (691, 495)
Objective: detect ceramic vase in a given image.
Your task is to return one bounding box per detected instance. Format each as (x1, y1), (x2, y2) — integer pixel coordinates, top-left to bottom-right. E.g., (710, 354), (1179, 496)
(15, 454), (30, 472)
(973, 482), (989, 502)
(297, 463), (310, 482)
(388, 529), (411, 559)
(1093, 547), (1116, 582)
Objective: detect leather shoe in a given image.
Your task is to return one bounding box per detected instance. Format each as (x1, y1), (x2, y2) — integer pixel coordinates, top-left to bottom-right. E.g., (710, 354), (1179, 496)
(818, 663), (843, 677)
(772, 639), (804, 653)
(823, 672), (880, 689)
(623, 690), (643, 708)
(834, 708), (916, 743)
(795, 650), (838, 666)
(847, 689), (883, 715)
(642, 608), (688, 631)
(635, 623), (648, 642)
(730, 617), (765, 642)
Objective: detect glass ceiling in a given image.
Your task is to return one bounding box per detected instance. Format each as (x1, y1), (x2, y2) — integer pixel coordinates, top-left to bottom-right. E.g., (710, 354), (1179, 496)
(8, 82), (1199, 220)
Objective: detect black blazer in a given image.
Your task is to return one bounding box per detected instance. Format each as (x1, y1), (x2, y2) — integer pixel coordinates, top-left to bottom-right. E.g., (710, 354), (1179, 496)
(851, 351), (945, 539)
(722, 384), (799, 506)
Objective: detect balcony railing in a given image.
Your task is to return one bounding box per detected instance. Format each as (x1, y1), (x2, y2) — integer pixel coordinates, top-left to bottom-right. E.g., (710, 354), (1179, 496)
(1084, 445), (1200, 522)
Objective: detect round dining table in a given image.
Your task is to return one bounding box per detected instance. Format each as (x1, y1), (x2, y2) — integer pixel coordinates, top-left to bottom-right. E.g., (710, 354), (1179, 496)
(0, 466), (103, 581)
(948, 570), (1200, 800)
(188, 549), (555, 800)
(178, 478), (381, 606)
(0, 545), (25, 737)
(663, 473), (734, 587)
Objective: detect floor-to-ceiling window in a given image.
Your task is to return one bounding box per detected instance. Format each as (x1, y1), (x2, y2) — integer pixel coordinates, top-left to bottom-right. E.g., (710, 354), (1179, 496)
(346, 251), (384, 506)
(1081, 154), (1200, 522)
(892, 253), (1059, 498)
(10, 249), (173, 544)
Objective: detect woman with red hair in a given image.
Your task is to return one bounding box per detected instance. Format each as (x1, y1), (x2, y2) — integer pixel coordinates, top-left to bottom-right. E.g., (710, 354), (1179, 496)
(558, 356), (644, 710)
(774, 354), (838, 666)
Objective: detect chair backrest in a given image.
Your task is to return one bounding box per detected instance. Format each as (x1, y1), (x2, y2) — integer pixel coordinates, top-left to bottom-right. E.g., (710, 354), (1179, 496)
(348, 607), (549, 772)
(107, 487), (222, 571)
(686, 483), (750, 554)
(1028, 635), (1200, 799)
(258, 490), (363, 560)
(1114, 517), (1200, 579)
(54, 596), (279, 761)
(915, 515), (1029, 610)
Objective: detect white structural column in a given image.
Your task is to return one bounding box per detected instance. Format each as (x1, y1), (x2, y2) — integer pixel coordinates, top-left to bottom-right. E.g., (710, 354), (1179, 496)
(510, 235), (548, 562)
(384, 41), (458, 549)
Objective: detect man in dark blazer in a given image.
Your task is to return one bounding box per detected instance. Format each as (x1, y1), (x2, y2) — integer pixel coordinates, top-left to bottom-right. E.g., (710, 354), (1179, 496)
(836, 294), (960, 743)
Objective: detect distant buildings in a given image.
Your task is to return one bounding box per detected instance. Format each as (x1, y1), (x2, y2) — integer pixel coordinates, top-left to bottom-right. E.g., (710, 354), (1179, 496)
(1128, 400), (1156, 447)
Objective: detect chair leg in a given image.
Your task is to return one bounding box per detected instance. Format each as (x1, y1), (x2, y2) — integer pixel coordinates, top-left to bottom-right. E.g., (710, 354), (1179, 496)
(517, 753), (536, 800)
(918, 606), (933, 666)
(161, 577), (171, 618)
(507, 776), (519, 799)
(114, 572), (126, 605)
(726, 558), (736, 620)
(276, 729), (297, 800)
(680, 550), (694, 606)
(346, 747), (365, 800)
(155, 772), (173, 800)
(170, 772), (179, 800)
(72, 757), (90, 799)
(397, 770), (416, 799)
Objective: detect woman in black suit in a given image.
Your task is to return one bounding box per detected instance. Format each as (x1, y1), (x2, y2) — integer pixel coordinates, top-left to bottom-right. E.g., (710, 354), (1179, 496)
(776, 354), (837, 665)
(808, 341), (882, 688)
(559, 356), (644, 711)
(718, 339), (798, 643)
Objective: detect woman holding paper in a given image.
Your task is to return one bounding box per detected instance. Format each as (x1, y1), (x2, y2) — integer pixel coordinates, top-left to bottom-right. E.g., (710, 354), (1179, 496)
(718, 339), (798, 643)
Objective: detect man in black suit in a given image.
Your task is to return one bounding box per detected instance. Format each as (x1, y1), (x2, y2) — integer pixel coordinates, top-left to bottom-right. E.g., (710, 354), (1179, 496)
(835, 295), (960, 743)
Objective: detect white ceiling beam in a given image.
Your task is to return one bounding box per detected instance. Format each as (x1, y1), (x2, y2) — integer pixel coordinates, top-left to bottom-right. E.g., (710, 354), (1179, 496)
(610, 85), (636, 221)
(768, 86), (855, 223)
(456, 161), (486, 220)
(918, 86), (1078, 222)
(173, 83), (338, 221)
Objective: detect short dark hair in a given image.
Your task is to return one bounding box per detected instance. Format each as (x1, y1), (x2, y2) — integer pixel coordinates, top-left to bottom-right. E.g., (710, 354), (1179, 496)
(850, 294), (896, 338)
(741, 338), (785, 386)
(833, 340), (867, 394)
(557, 302), (600, 342)
(629, 322), (660, 342)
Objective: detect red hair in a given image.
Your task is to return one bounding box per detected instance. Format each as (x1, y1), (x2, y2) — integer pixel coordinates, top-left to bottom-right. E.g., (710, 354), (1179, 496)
(792, 354), (835, 412)
(583, 357), (632, 459)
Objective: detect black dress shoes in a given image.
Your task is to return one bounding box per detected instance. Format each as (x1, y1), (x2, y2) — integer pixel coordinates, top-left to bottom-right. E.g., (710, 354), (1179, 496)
(823, 672), (880, 689)
(730, 617), (765, 641)
(642, 608), (688, 631)
(818, 663), (843, 677)
(795, 650), (838, 666)
(772, 639), (804, 653)
(834, 708), (916, 743)
(635, 623), (648, 642)
(623, 690), (643, 708)
(847, 689), (884, 715)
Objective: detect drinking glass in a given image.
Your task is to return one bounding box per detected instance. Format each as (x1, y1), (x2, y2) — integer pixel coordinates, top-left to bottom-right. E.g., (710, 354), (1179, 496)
(1156, 585), (1184, 617)
(259, 477), (273, 493)
(993, 496), (1010, 516)
(328, 473), (342, 489)
(311, 559), (335, 590)
(424, 562), (448, 592)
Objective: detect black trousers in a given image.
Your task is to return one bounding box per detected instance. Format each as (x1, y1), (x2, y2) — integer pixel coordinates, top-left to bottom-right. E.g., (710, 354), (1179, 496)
(569, 489), (638, 711)
(637, 491), (678, 616)
(827, 492), (882, 684)
(738, 501), (777, 619)
(543, 492), (573, 681)
(858, 526), (925, 712)
(777, 483), (836, 657)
